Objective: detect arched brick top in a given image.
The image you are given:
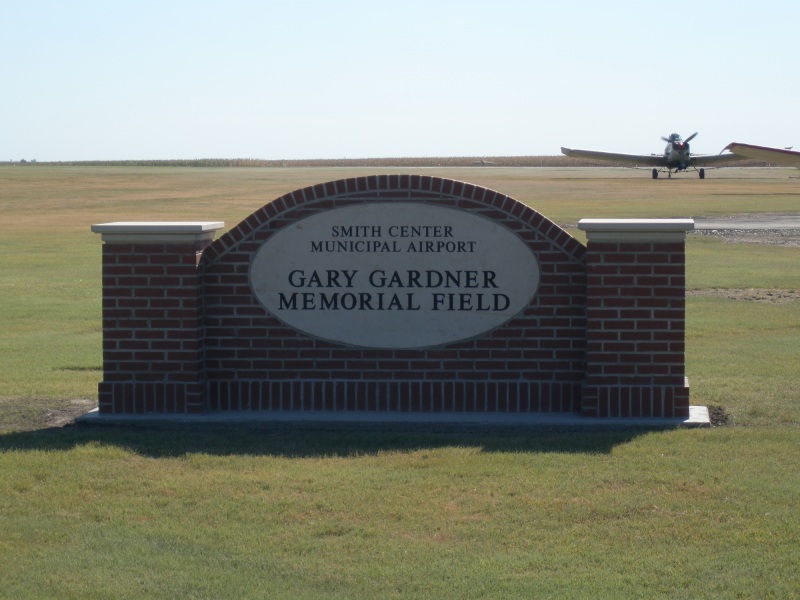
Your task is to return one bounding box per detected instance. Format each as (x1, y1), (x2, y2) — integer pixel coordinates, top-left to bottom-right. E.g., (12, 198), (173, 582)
(196, 175), (589, 415)
(202, 175), (586, 265)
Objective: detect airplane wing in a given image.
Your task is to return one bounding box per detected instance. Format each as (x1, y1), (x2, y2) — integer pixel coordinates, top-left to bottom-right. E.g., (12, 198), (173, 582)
(561, 147), (666, 167)
(723, 143), (800, 168)
(688, 153), (750, 167)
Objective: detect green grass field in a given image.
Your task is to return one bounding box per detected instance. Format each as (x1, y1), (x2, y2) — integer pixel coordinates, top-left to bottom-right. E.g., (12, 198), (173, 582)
(1, 166), (799, 598)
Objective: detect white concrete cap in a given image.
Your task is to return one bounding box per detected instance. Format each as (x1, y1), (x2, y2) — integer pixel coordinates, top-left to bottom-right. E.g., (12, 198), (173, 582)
(91, 221), (225, 244)
(578, 219), (694, 242)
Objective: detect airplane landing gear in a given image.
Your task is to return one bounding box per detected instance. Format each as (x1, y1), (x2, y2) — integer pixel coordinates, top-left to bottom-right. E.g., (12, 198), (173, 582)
(668, 171), (672, 178)
(699, 168), (705, 179)
(652, 168), (658, 179)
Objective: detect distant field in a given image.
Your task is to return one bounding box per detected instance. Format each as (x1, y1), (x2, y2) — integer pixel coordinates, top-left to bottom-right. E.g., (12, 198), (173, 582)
(1, 166), (798, 598)
(13, 155), (766, 168)
(1, 165), (798, 418)
(2, 164), (798, 234)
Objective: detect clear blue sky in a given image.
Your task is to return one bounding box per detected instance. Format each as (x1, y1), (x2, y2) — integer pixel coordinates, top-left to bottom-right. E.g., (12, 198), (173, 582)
(3, 0), (798, 161)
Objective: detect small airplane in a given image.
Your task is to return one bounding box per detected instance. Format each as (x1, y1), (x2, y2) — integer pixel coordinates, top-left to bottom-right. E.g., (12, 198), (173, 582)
(561, 133), (748, 179)
(722, 143), (800, 169)
(471, 159), (495, 166)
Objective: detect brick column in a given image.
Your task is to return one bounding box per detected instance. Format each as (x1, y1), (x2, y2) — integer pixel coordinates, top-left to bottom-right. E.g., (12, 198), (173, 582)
(578, 219), (693, 418)
(92, 222), (224, 414)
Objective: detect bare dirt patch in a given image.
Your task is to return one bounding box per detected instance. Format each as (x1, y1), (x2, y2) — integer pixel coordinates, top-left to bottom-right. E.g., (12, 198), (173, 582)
(0, 398), (97, 432)
(686, 288), (800, 304)
(707, 405), (729, 427)
(44, 399), (97, 428)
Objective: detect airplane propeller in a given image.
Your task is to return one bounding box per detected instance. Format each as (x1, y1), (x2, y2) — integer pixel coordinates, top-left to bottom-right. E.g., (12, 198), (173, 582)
(662, 132), (698, 150)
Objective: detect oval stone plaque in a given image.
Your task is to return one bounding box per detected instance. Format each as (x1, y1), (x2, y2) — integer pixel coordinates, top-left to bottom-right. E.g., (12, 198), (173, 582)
(250, 203), (540, 348)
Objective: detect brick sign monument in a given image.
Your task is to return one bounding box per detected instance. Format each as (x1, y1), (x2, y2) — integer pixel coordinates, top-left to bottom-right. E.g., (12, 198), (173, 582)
(92, 175), (692, 419)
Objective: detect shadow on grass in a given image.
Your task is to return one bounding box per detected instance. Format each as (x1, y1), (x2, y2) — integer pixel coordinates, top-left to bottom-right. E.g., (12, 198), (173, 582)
(0, 421), (673, 459)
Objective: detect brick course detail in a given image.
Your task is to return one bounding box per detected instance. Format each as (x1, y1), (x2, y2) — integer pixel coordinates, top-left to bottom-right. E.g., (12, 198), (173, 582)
(578, 220), (692, 418)
(93, 178), (692, 418)
(97, 240), (213, 414)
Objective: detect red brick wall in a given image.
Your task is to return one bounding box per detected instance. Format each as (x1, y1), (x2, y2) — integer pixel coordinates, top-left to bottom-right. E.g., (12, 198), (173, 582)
(582, 240), (690, 418)
(201, 175), (588, 413)
(96, 178), (693, 418)
(97, 240), (212, 414)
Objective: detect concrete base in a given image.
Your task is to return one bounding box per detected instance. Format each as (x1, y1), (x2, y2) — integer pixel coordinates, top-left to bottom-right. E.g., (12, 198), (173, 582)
(76, 406), (710, 428)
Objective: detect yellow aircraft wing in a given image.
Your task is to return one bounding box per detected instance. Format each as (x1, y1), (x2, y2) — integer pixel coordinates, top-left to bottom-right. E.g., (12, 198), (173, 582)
(561, 147), (666, 167)
(562, 147), (747, 168)
(724, 143), (800, 168)
(687, 153), (750, 167)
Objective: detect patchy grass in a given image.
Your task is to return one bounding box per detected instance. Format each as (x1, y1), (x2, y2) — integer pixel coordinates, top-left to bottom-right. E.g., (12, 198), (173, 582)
(1, 426), (798, 599)
(686, 296), (800, 425)
(2, 166), (797, 422)
(687, 236), (800, 290)
(0, 231), (102, 400)
(1, 165), (799, 597)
